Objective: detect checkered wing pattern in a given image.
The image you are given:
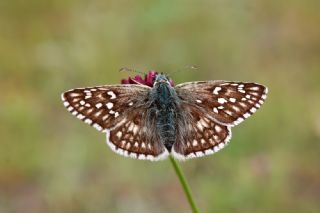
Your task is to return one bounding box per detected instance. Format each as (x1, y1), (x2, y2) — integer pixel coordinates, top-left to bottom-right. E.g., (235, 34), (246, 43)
(175, 81), (268, 126)
(172, 103), (232, 160)
(61, 84), (168, 161)
(172, 81), (267, 160)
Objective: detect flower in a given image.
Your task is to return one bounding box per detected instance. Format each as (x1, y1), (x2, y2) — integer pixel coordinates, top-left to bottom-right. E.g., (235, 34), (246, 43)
(121, 71), (174, 87)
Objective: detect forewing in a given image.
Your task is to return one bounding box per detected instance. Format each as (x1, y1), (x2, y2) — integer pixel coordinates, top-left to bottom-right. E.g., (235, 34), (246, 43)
(61, 84), (149, 131)
(61, 84), (168, 160)
(172, 104), (231, 160)
(175, 81), (268, 126)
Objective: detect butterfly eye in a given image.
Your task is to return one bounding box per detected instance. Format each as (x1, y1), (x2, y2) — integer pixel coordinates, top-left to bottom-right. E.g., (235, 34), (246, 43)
(152, 75), (157, 82)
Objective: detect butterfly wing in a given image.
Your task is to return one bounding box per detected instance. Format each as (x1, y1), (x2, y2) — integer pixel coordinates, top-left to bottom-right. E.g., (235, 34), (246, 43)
(175, 81), (268, 126)
(61, 84), (169, 161)
(172, 81), (267, 160)
(172, 102), (232, 160)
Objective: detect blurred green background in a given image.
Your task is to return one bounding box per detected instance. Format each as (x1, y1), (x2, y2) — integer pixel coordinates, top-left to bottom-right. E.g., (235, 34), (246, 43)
(1, 0), (319, 212)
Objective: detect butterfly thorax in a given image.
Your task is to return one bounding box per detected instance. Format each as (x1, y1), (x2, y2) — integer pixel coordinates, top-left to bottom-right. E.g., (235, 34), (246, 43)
(151, 75), (178, 151)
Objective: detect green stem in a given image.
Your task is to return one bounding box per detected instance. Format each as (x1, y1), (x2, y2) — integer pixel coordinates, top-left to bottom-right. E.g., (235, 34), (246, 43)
(169, 155), (199, 213)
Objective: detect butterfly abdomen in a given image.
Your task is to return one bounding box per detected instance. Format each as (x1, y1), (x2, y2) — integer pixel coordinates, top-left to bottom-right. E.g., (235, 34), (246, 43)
(152, 83), (178, 151)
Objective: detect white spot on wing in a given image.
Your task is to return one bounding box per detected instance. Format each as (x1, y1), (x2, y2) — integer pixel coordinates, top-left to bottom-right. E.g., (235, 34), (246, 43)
(125, 143), (131, 149)
(77, 114), (85, 119)
(207, 149), (215, 155)
(141, 142), (146, 149)
(250, 86), (260, 91)
(107, 91), (116, 99)
(229, 97), (236, 103)
(239, 102), (247, 108)
(106, 102), (113, 109)
(102, 114), (109, 121)
(116, 131), (122, 138)
(195, 151), (204, 157)
(219, 143), (225, 149)
(218, 98), (227, 104)
(61, 94), (66, 101)
(215, 125), (222, 133)
(250, 107), (257, 113)
(85, 119), (92, 125)
(213, 87), (222, 95)
(200, 119), (209, 128)
(196, 122), (204, 131)
(130, 153), (137, 158)
(86, 108), (94, 114)
(133, 125), (139, 134)
(138, 155), (146, 160)
(224, 110), (233, 116)
(234, 117), (244, 125)
(93, 123), (102, 131)
(192, 140), (198, 146)
(95, 103), (103, 108)
(243, 113), (250, 118)
(128, 122), (134, 132)
(250, 91), (259, 96)
(69, 93), (81, 97)
(231, 105), (240, 112)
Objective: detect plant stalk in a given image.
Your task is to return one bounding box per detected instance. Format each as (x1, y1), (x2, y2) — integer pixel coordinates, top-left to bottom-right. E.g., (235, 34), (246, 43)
(169, 155), (199, 213)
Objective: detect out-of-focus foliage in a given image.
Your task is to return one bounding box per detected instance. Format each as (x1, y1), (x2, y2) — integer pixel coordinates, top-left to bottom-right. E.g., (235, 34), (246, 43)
(1, 0), (319, 212)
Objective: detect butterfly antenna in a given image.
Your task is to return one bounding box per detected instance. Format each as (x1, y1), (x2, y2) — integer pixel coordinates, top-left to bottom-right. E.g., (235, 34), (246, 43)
(168, 65), (199, 76)
(119, 67), (147, 76)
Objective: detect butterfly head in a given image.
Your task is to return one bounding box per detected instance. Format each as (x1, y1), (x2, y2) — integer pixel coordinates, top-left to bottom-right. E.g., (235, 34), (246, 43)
(153, 74), (171, 87)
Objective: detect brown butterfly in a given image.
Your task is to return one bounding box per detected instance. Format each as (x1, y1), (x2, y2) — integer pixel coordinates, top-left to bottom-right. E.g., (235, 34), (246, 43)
(61, 72), (268, 161)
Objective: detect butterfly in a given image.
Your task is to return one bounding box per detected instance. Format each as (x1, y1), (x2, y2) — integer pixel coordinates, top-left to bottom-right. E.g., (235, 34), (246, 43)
(61, 71), (268, 161)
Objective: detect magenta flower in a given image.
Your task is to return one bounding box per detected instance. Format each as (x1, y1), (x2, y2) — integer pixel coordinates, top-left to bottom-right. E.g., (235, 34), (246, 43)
(121, 71), (174, 87)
